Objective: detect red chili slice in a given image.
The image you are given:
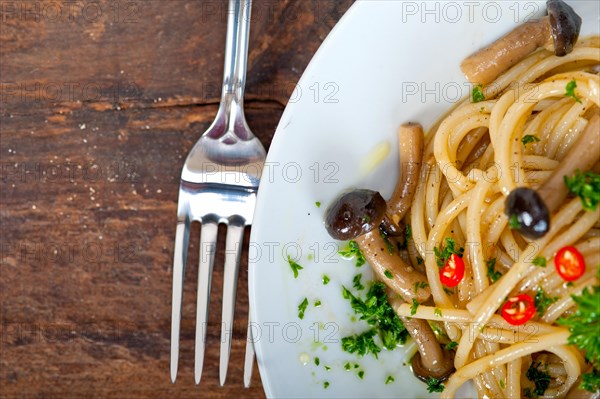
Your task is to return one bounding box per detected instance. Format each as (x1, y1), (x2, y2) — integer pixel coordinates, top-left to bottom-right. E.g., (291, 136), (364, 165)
(554, 246), (585, 282)
(501, 294), (535, 326)
(439, 254), (465, 287)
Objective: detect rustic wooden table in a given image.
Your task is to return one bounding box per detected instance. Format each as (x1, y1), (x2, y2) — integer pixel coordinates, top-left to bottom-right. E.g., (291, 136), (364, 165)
(0, 1), (353, 397)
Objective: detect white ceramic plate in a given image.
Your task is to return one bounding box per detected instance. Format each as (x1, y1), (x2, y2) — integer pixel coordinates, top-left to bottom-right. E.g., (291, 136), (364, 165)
(249, 1), (599, 398)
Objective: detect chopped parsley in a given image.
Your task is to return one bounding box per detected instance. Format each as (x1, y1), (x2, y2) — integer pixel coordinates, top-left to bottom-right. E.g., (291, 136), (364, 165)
(314, 357), (320, 366)
(521, 135), (540, 145)
(322, 275), (330, 285)
(534, 288), (558, 316)
(343, 362), (351, 371)
(323, 381), (330, 389)
(486, 258), (502, 283)
(500, 379), (505, 389)
(339, 240), (366, 267)
(508, 214), (521, 230)
(384, 269), (393, 279)
(443, 287), (454, 296)
(385, 375), (395, 384)
(416, 256), (424, 265)
(581, 368), (600, 393)
(471, 84), (485, 103)
(314, 300), (322, 308)
(324, 365), (331, 371)
(558, 283), (600, 392)
(357, 370), (365, 379)
(564, 170), (600, 211)
(426, 376), (445, 393)
(288, 256), (303, 278)
(532, 256), (547, 267)
(353, 274), (364, 291)
(565, 79), (582, 103)
(341, 330), (381, 358)
(298, 297), (309, 319)
(315, 201), (321, 208)
(380, 230), (395, 254)
(434, 238), (464, 267)
(414, 281), (429, 294)
(396, 224), (413, 251)
(445, 341), (458, 350)
(434, 308), (443, 317)
(410, 298), (419, 316)
(525, 362), (551, 397)
(341, 282), (409, 354)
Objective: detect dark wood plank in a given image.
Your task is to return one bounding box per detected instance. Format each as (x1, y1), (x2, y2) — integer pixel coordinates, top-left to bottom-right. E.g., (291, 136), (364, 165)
(0, 0), (353, 397)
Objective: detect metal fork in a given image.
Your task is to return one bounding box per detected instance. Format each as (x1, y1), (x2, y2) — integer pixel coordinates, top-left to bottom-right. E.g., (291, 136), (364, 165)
(170, 0), (265, 387)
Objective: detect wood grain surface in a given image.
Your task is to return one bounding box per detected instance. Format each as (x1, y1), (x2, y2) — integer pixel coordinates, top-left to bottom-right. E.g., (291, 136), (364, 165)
(0, 1), (353, 397)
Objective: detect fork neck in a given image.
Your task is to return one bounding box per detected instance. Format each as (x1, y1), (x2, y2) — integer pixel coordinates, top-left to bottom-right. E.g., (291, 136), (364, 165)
(219, 0), (251, 132)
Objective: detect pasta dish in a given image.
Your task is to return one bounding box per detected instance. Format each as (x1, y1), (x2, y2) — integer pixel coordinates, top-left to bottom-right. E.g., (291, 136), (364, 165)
(324, 1), (599, 397)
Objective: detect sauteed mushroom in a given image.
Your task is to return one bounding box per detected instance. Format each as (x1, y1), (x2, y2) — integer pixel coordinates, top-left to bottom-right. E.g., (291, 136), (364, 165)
(461, 0), (582, 84)
(386, 294), (455, 383)
(388, 123), (425, 221)
(505, 115), (600, 239)
(325, 189), (430, 302)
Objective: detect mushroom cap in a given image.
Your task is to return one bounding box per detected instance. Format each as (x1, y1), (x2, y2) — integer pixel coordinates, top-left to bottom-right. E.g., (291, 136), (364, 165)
(547, 0), (582, 56)
(324, 189), (387, 241)
(411, 348), (455, 383)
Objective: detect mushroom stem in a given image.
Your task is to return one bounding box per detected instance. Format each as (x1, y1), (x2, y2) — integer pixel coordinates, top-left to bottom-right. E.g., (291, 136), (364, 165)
(461, 17), (552, 85)
(537, 114), (600, 213)
(355, 231), (431, 303)
(387, 123), (424, 222)
(461, 0), (582, 85)
(387, 294), (455, 381)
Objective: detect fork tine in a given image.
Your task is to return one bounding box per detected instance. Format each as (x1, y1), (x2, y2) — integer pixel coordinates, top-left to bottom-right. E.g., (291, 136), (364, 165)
(243, 314), (255, 387)
(219, 219), (245, 386)
(170, 219), (191, 383)
(194, 220), (219, 384)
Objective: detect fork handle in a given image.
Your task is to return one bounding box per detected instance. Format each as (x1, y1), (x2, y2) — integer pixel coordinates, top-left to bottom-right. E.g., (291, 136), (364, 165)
(222, 0), (251, 107)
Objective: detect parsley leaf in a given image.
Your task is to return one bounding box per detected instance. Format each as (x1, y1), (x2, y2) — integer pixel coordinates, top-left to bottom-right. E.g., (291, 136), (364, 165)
(426, 376), (445, 393)
(508, 214), (521, 230)
(434, 308), (443, 317)
(558, 285), (600, 366)
(564, 170), (600, 211)
(323, 381), (330, 389)
(341, 329), (381, 358)
(314, 300), (322, 307)
(534, 287), (558, 316)
(410, 298), (419, 316)
(581, 368), (600, 393)
(414, 281), (429, 294)
(288, 256), (303, 278)
(385, 375), (395, 384)
(565, 79), (582, 103)
(315, 201), (321, 208)
(298, 297), (309, 319)
(353, 274), (364, 291)
(434, 238), (464, 267)
(322, 275), (330, 285)
(532, 256), (547, 267)
(471, 84), (485, 103)
(339, 240), (366, 267)
(522, 135), (540, 145)
(384, 269), (393, 279)
(314, 357), (320, 366)
(526, 362), (551, 396)
(380, 231), (395, 255)
(445, 341), (458, 350)
(341, 282), (409, 352)
(486, 258), (502, 283)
